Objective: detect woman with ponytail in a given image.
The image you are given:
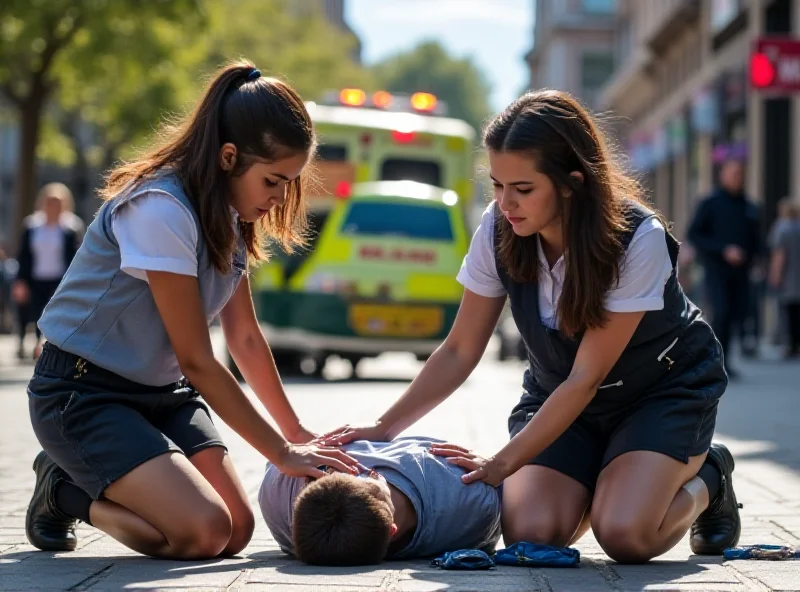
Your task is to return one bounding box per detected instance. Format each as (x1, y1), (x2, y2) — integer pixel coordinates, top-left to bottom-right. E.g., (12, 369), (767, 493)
(25, 61), (359, 559)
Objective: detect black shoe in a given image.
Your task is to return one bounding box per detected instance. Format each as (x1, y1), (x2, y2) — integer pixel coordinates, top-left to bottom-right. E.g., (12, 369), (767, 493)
(25, 451), (78, 551)
(690, 443), (743, 555)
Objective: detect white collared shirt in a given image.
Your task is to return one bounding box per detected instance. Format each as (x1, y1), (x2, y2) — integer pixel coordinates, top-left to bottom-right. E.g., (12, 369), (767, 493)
(457, 204), (673, 329)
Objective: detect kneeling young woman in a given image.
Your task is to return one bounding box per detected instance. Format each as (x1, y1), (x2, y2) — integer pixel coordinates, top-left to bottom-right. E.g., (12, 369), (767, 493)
(26, 62), (358, 560)
(320, 90), (741, 563)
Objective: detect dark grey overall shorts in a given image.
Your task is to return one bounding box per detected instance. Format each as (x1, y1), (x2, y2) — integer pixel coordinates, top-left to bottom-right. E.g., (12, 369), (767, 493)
(503, 201), (728, 491)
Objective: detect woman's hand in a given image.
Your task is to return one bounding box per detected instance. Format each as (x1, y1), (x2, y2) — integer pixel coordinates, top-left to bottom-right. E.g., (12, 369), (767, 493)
(315, 422), (389, 446)
(429, 443), (509, 487)
(277, 443), (361, 479)
(284, 424), (317, 444)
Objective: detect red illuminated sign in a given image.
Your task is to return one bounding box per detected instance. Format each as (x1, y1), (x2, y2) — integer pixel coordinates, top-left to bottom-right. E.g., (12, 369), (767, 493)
(752, 38), (800, 92)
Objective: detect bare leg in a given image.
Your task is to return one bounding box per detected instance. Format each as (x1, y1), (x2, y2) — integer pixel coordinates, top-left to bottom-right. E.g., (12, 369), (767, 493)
(188, 447), (254, 556)
(502, 465), (591, 547)
(89, 451), (233, 559)
(591, 451), (708, 563)
(569, 506), (592, 545)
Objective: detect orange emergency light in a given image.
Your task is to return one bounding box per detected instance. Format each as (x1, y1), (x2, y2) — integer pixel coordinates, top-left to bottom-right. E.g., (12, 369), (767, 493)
(410, 92), (437, 112)
(339, 88), (366, 107)
(372, 90), (393, 109)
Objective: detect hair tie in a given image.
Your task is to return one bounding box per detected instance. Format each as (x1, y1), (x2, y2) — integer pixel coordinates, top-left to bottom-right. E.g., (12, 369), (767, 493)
(247, 68), (261, 81)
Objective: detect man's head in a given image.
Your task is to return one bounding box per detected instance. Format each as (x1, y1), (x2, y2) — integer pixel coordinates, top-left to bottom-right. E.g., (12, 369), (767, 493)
(292, 471), (397, 566)
(719, 159), (745, 194)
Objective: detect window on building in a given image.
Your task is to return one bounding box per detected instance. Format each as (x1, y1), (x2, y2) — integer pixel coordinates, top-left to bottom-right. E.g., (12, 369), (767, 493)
(581, 53), (615, 101)
(582, 0), (616, 14)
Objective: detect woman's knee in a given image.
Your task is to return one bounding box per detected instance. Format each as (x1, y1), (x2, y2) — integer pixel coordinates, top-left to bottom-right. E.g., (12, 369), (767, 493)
(502, 509), (580, 548)
(223, 506), (255, 556)
(501, 465), (590, 548)
(592, 515), (656, 564)
(171, 505), (233, 559)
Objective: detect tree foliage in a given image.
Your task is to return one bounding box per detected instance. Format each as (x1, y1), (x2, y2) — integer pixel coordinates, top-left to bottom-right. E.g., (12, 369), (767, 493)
(372, 41), (491, 132)
(0, 0), (194, 238)
(0, 0), (370, 245)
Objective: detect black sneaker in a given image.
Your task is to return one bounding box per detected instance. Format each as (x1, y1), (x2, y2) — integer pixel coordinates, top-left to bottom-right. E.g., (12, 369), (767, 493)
(690, 443), (743, 555)
(25, 451), (78, 551)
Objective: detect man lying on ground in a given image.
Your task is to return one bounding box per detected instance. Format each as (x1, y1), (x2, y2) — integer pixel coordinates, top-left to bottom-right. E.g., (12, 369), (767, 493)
(258, 437), (502, 566)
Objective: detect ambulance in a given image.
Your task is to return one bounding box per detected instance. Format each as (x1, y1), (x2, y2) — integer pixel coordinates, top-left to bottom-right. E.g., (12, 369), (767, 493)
(241, 89), (478, 376)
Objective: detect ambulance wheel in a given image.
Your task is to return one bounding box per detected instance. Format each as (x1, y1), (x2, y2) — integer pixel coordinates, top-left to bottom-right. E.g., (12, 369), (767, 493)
(274, 352), (303, 376)
(344, 356), (363, 378)
(303, 355), (326, 379)
(497, 339), (509, 362)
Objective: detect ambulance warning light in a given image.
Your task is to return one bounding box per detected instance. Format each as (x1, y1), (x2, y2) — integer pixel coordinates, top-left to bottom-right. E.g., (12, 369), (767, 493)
(339, 88), (366, 107)
(410, 92), (437, 112)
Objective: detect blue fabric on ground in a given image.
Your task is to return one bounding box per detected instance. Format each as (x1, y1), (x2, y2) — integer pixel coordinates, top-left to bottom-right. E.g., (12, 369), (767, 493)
(494, 542), (580, 567)
(431, 549), (495, 570)
(724, 545), (800, 560)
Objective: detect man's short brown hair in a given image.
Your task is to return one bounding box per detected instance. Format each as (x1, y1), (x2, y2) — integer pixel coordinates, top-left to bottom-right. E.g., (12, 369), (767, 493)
(292, 473), (393, 566)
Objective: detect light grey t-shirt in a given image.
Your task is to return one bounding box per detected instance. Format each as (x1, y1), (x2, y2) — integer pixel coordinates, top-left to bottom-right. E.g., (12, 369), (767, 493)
(258, 437), (502, 560)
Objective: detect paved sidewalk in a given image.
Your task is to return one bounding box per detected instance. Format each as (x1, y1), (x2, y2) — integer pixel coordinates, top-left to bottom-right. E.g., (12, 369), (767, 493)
(0, 333), (799, 591)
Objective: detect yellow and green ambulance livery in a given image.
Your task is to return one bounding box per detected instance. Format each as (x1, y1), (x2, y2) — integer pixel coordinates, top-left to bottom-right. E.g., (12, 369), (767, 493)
(243, 89), (477, 376)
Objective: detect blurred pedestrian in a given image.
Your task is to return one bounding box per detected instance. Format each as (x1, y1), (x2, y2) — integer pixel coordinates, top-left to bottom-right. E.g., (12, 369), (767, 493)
(767, 198), (797, 346)
(12, 183), (80, 360)
(0, 247), (11, 334)
(688, 159), (761, 378)
(769, 199), (800, 358)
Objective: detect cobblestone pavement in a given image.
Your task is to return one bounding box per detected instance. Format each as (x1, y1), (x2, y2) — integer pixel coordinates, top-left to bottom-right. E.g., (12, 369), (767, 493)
(0, 333), (798, 591)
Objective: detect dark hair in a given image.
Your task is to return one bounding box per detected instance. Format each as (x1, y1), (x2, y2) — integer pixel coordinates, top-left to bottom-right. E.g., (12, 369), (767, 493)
(484, 90), (650, 336)
(101, 59), (316, 272)
(292, 473), (393, 566)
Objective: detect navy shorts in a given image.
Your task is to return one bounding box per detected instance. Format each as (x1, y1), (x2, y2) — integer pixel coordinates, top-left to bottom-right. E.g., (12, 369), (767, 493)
(508, 341), (726, 493)
(28, 343), (225, 499)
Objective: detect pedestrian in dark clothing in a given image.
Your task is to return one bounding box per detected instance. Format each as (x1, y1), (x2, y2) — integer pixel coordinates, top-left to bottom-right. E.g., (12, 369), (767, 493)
(688, 160), (761, 378)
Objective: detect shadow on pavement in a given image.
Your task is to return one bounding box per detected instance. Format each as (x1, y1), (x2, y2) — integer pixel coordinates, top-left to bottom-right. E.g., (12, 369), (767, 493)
(713, 355), (800, 473)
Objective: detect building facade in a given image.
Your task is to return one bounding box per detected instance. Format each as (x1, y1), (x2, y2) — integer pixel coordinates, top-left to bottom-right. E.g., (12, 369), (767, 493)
(600, 0), (796, 240)
(526, 0), (618, 109)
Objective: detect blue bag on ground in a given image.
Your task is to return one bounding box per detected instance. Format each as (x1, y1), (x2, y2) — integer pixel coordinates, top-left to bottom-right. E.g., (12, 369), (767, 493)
(724, 545), (800, 560)
(431, 549), (496, 570)
(494, 542), (580, 567)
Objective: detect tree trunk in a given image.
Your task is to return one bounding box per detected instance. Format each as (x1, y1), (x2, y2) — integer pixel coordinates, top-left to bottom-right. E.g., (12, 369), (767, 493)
(63, 115), (91, 219)
(12, 91), (46, 254)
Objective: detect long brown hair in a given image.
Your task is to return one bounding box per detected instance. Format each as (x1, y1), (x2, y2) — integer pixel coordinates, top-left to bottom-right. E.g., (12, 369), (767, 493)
(484, 90), (649, 336)
(101, 59), (315, 272)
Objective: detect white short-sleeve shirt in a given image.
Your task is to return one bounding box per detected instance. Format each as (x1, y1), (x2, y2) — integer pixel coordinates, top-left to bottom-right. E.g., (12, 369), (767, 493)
(457, 204), (673, 329)
(111, 193), (199, 282)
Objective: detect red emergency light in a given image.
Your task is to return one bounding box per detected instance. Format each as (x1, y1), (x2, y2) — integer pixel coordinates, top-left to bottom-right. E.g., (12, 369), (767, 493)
(750, 52), (776, 89)
(391, 130), (416, 143)
(334, 181), (352, 199)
